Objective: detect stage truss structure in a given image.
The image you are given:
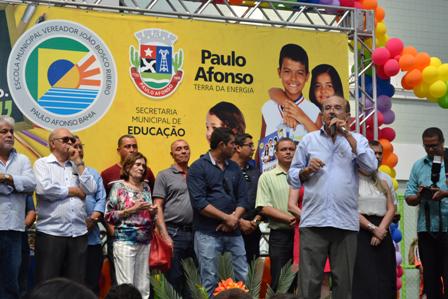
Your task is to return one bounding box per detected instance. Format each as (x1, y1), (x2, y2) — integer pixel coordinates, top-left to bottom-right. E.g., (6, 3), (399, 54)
(1, 0), (378, 137)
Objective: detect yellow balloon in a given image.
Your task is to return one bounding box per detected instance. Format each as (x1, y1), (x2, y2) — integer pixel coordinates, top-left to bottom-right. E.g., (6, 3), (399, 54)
(376, 34), (388, 47)
(438, 64), (448, 81)
(427, 95), (440, 103)
(430, 57), (442, 67)
(429, 80), (447, 98)
(379, 165), (392, 177)
(413, 83), (428, 98)
(376, 22), (387, 36)
(392, 178), (399, 190)
(422, 65), (439, 84)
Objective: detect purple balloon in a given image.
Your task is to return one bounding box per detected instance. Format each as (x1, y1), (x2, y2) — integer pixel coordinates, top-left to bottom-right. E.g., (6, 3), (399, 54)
(377, 95), (392, 112)
(320, 0), (333, 4)
(396, 251), (402, 265)
(382, 109), (396, 124)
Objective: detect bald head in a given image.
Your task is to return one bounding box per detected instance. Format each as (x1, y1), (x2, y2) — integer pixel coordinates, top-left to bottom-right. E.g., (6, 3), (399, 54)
(321, 95), (349, 113)
(170, 139), (190, 165)
(48, 128), (75, 159)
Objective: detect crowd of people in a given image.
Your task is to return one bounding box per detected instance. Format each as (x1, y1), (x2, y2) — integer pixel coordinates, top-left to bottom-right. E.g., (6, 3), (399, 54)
(0, 92), (447, 299)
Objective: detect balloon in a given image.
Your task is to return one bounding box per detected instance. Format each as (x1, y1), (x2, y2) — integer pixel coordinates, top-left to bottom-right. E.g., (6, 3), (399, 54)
(375, 22), (387, 36)
(392, 177), (398, 190)
(401, 75), (413, 90)
(399, 54), (416, 71)
(403, 69), (423, 88)
(372, 48), (391, 66)
(414, 52), (431, 70)
(375, 6), (385, 22)
(382, 109), (395, 124)
(438, 64), (448, 81)
(430, 57), (442, 67)
(428, 96), (440, 103)
(383, 59), (400, 77)
(376, 34), (388, 47)
(438, 93), (448, 109)
(320, 0), (333, 4)
(390, 222), (398, 231)
(402, 46), (418, 56)
(379, 139), (393, 156)
(376, 65), (389, 80)
(379, 127), (396, 141)
(361, 0), (377, 9)
(366, 111), (384, 127)
(383, 152), (398, 168)
(385, 38), (404, 57)
(429, 80), (448, 99)
(393, 229), (402, 243)
(379, 83), (395, 98)
(413, 83), (429, 98)
(397, 278), (402, 290)
(377, 95), (392, 112)
(379, 164), (394, 178)
(340, 0), (354, 6)
(422, 65), (439, 84)
(396, 266), (404, 277)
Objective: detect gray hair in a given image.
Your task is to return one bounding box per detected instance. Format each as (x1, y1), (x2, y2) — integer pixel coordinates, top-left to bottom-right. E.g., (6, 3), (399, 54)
(0, 115), (15, 127)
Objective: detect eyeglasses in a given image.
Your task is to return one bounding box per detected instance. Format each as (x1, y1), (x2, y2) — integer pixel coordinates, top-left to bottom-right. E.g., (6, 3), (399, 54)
(423, 143), (441, 150)
(53, 136), (76, 144)
(242, 143), (255, 148)
(74, 143), (84, 150)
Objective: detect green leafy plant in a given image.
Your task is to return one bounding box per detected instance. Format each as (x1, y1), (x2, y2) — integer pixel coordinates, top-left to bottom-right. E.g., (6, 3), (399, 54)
(218, 252), (235, 281)
(265, 260), (298, 298)
(246, 258), (264, 299)
(181, 258), (208, 299)
(173, 49), (183, 72)
(130, 46), (139, 68)
(150, 273), (182, 299)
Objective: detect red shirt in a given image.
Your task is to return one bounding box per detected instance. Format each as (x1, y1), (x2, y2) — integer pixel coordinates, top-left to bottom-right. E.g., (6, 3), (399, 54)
(101, 163), (155, 196)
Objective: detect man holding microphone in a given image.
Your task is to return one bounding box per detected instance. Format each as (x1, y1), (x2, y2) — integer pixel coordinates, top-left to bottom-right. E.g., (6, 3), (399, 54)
(288, 96), (377, 299)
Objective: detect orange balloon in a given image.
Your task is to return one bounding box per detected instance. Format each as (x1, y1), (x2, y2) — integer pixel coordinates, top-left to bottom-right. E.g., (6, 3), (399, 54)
(362, 0), (377, 9)
(375, 6), (385, 22)
(401, 76), (413, 90)
(403, 69), (423, 88)
(414, 52), (431, 70)
(379, 139), (393, 157)
(413, 83), (429, 98)
(399, 54), (416, 71)
(383, 152), (398, 168)
(402, 46), (418, 57)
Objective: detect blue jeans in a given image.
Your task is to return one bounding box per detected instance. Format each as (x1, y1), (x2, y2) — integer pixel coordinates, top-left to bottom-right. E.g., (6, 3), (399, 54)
(165, 226), (195, 299)
(194, 231), (248, 297)
(0, 231), (22, 299)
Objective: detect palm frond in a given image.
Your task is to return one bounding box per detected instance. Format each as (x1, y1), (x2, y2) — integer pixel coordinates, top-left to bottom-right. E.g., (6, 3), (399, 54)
(150, 273), (182, 299)
(274, 259), (297, 294)
(181, 258), (208, 299)
(246, 257), (264, 299)
(265, 285), (275, 299)
(218, 252), (235, 281)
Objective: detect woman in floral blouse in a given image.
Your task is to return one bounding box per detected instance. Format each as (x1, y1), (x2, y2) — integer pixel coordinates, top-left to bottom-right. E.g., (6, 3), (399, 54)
(105, 152), (157, 298)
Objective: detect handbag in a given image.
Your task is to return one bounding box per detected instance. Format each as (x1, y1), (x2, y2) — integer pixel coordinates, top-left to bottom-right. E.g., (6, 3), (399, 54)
(149, 229), (173, 272)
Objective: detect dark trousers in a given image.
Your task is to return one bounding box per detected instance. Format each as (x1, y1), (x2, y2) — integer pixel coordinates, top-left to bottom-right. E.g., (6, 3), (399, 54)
(165, 225), (195, 299)
(299, 227), (357, 299)
(418, 232), (448, 299)
(0, 231), (22, 299)
(19, 231), (31, 297)
(242, 227), (261, 264)
(85, 244), (103, 295)
(35, 232), (88, 284)
(269, 228), (295, 292)
(107, 237), (117, 286)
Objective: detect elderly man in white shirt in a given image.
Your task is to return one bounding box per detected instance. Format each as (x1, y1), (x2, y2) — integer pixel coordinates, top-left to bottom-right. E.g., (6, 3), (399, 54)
(34, 128), (96, 284)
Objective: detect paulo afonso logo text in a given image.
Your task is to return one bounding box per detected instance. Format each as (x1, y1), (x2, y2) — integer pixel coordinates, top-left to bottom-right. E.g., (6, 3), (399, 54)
(7, 20), (117, 131)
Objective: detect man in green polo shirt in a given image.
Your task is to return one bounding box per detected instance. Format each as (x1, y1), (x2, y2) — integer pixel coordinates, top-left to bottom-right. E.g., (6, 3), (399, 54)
(256, 137), (297, 291)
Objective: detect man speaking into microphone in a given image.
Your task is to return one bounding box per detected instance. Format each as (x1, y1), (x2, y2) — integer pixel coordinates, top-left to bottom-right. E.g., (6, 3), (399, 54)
(287, 96), (377, 299)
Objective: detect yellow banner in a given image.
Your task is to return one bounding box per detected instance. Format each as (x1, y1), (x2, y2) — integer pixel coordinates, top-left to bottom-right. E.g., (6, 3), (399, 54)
(4, 4), (348, 173)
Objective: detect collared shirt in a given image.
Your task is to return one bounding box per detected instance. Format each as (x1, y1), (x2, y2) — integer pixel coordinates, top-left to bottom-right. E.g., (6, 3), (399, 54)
(187, 152), (249, 235)
(240, 161), (261, 220)
(0, 149), (36, 232)
(85, 167), (106, 245)
(256, 165), (292, 230)
(153, 165), (193, 225)
(105, 181), (154, 244)
(288, 128), (377, 231)
(34, 154), (97, 237)
(405, 155), (448, 232)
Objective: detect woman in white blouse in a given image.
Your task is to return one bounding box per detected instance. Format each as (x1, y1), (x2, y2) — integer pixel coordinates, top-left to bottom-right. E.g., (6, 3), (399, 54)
(352, 165), (397, 299)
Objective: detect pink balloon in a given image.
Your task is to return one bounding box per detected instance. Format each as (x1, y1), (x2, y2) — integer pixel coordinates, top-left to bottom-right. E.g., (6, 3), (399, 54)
(376, 66), (390, 80)
(396, 266), (404, 277)
(340, 0), (354, 6)
(384, 59), (400, 77)
(379, 127), (396, 141)
(397, 278), (402, 290)
(386, 38), (404, 57)
(372, 48), (391, 66)
(366, 111), (384, 127)
(354, 0), (363, 8)
(382, 110), (395, 124)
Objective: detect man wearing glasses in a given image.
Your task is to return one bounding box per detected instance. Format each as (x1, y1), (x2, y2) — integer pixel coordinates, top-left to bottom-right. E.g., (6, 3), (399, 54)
(405, 127), (448, 299)
(33, 128), (97, 284)
(231, 133), (262, 263)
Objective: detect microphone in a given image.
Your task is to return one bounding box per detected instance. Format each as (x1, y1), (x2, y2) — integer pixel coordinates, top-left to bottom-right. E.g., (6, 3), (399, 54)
(329, 115), (336, 137)
(431, 155), (442, 186)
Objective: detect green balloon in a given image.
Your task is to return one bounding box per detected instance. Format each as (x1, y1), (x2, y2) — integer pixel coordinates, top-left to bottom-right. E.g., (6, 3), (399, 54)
(438, 92), (448, 109)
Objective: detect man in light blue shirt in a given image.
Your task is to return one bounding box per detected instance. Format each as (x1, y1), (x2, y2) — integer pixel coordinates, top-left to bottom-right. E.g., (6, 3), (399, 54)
(287, 96), (377, 299)
(73, 136), (106, 295)
(0, 116), (36, 299)
(405, 127), (448, 299)
(34, 128), (97, 284)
